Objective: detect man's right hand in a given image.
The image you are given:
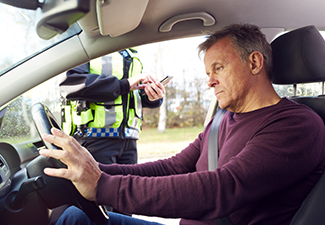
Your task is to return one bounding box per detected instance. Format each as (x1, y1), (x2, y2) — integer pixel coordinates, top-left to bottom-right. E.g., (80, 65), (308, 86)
(39, 128), (102, 202)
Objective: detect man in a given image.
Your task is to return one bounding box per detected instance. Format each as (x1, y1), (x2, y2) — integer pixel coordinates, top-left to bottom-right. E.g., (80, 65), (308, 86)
(40, 24), (325, 225)
(59, 48), (165, 165)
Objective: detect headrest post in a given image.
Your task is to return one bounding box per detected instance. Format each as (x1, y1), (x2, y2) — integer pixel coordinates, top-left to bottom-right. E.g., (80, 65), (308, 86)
(293, 84), (297, 96)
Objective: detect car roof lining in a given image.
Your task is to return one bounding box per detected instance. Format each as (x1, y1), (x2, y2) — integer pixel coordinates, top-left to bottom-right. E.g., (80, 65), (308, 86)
(76, 0), (325, 59)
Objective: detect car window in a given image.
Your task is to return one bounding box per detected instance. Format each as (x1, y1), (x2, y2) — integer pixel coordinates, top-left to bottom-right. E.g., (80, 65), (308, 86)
(0, 36), (209, 144)
(0, 76), (62, 144)
(273, 83), (323, 98)
(0, 35), (209, 145)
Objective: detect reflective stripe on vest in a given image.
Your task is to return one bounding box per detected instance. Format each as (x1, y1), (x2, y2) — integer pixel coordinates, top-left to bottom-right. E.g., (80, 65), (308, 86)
(62, 104), (75, 135)
(128, 89), (142, 129)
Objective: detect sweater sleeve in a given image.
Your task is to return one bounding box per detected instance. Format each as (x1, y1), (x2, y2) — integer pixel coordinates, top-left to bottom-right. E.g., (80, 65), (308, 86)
(96, 130), (228, 220)
(98, 134), (202, 176)
(137, 89), (163, 108)
(59, 63), (130, 102)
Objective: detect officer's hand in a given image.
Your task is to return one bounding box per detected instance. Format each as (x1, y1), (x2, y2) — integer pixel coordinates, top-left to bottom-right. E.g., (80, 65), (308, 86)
(128, 74), (165, 101)
(39, 128), (101, 202)
(128, 73), (152, 91)
(144, 80), (165, 101)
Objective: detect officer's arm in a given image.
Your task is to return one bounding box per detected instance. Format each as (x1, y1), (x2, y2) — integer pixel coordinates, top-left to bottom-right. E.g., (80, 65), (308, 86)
(140, 92), (163, 108)
(59, 63), (129, 102)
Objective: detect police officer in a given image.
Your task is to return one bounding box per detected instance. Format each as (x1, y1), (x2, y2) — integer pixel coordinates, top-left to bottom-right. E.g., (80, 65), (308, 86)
(59, 48), (165, 165)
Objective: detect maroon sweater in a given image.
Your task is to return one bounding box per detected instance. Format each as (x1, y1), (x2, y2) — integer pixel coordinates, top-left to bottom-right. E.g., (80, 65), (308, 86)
(96, 98), (325, 225)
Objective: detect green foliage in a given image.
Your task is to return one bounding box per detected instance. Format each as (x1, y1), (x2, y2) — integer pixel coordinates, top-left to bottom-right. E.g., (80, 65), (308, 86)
(142, 104), (206, 129)
(142, 78), (208, 129)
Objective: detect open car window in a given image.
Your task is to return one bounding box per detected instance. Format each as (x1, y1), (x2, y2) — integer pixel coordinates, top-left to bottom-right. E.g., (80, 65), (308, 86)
(0, 35), (209, 145)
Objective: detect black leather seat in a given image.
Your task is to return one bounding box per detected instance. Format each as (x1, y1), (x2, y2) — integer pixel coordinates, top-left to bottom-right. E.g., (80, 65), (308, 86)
(271, 25), (325, 225)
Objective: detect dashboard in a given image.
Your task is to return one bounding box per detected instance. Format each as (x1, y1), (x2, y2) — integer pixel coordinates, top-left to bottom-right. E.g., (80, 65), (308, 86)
(0, 140), (51, 225)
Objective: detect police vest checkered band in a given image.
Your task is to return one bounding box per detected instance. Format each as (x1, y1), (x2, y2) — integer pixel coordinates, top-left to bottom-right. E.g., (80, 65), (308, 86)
(81, 127), (139, 139)
(85, 128), (119, 137)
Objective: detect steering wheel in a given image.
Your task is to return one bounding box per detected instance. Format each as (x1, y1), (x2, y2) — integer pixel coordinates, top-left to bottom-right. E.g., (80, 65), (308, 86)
(28, 102), (108, 225)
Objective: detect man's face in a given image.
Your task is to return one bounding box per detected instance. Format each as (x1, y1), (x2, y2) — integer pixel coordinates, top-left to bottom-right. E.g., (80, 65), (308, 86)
(204, 37), (254, 113)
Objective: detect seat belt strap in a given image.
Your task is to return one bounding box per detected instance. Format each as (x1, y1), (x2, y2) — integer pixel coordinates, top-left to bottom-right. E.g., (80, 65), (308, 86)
(207, 108), (233, 225)
(208, 108), (227, 171)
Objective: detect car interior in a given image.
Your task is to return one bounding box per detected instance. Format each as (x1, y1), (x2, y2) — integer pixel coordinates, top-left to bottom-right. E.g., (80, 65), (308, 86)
(1, 0), (325, 224)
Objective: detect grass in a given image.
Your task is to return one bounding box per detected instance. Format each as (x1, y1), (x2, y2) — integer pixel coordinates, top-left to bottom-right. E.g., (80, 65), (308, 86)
(139, 126), (204, 143)
(137, 126), (204, 158)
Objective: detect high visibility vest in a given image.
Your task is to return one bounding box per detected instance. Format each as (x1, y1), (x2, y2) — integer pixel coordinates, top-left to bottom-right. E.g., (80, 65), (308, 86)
(62, 48), (143, 139)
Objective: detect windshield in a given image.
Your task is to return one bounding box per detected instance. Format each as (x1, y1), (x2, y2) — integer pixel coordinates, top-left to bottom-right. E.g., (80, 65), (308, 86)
(0, 3), (81, 75)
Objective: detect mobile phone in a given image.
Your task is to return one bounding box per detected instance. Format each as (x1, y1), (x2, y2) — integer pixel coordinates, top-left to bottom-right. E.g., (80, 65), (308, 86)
(140, 75), (173, 97)
(160, 75), (173, 85)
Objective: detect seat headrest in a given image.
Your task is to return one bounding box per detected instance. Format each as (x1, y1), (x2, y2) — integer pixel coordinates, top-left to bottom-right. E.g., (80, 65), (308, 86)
(271, 25), (325, 84)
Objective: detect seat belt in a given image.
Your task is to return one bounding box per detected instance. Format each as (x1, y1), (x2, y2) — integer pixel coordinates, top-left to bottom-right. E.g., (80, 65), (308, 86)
(207, 108), (233, 225)
(208, 108), (227, 171)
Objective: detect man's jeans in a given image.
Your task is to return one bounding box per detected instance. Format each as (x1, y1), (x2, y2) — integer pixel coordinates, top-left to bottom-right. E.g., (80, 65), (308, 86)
(56, 206), (164, 225)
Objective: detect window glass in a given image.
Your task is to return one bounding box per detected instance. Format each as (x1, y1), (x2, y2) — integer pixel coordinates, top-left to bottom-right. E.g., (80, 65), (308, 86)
(0, 76), (61, 144)
(0, 3), (81, 75)
(274, 83), (323, 98)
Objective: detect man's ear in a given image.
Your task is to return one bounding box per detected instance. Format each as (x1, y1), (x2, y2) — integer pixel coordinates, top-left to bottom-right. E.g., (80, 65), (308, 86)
(249, 51), (264, 75)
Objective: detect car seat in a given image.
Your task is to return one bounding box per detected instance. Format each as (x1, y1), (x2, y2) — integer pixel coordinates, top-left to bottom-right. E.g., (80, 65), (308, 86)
(271, 25), (325, 225)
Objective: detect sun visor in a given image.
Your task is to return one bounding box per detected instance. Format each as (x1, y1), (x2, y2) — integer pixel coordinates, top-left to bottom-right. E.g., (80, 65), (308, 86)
(96, 0), (149, 37)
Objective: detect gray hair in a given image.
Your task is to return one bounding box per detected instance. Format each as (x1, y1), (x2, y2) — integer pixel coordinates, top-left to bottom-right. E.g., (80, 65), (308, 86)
(198, 24), (273, 80)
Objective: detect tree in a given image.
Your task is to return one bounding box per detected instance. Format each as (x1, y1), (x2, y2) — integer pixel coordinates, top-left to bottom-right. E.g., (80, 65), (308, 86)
(138, 37), (212, 129)
(155, 43), (167, 132)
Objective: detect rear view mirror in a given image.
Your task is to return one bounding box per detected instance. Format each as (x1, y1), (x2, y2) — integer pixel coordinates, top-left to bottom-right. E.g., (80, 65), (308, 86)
(36, 0), (90, 39)
(0, 0), (40, 10)
(0, 0), (90, 40)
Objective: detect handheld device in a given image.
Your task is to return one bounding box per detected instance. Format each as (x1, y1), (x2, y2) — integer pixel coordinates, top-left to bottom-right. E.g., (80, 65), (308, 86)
(140, 75), (173, 96)
(160, 75), (173, 85)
